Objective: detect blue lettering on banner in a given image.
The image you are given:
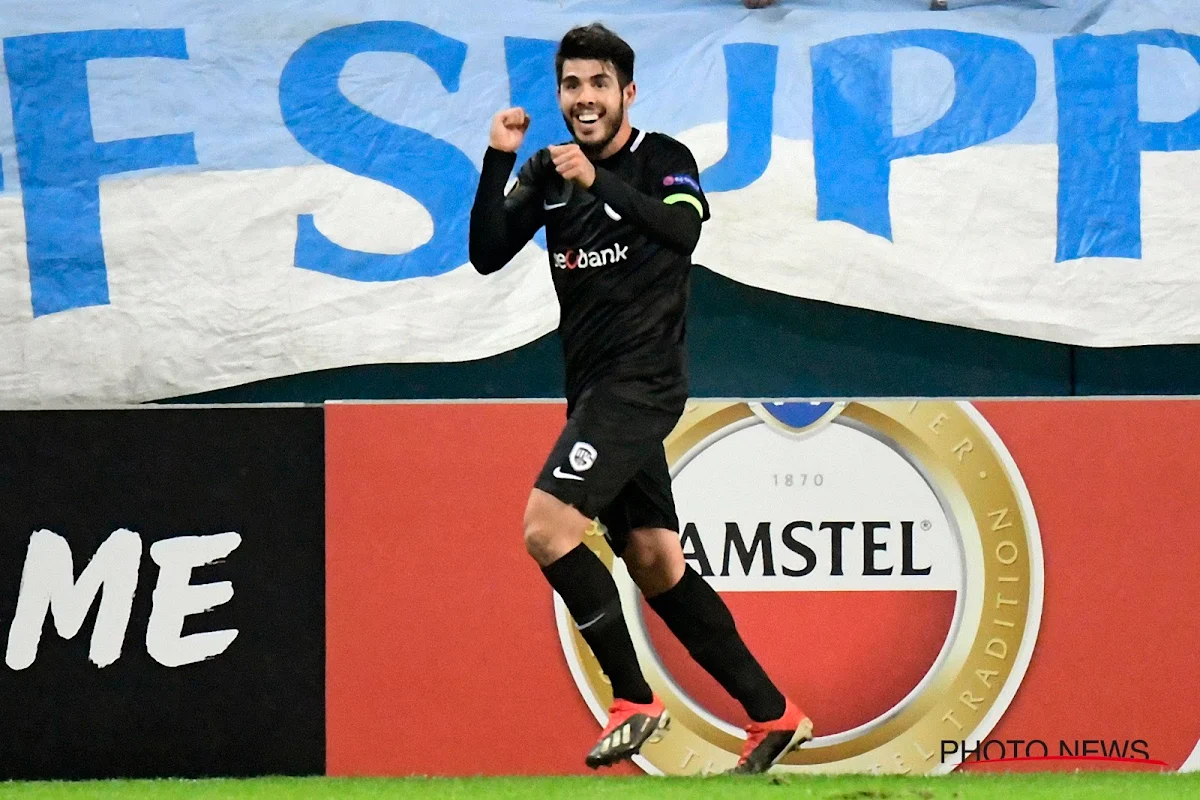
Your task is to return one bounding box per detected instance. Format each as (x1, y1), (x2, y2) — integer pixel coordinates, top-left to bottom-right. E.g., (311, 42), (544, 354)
(811, 30), (1036, 241)
(2, 15), (1198, 309)
(4, 29), (198, 316)
(701, 43), (778, 193)
(279, 21), (477, 282)
(503, 36), (569, 250)
(503, 37), (569, 175)
(1055, 30), (1200, 261)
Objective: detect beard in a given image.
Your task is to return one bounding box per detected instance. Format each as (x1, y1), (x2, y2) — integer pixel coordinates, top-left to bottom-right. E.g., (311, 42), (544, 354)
(563, 100), (626, 159)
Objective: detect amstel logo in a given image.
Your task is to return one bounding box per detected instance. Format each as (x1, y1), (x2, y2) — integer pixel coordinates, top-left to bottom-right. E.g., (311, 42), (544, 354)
(556, 400), (1043, 775)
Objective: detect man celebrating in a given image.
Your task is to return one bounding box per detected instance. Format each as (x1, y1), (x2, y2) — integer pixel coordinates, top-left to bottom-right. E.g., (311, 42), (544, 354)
(469, 23), (811, 774)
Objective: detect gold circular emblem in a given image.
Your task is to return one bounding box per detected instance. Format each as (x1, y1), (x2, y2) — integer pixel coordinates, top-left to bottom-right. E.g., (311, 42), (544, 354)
(556, 400), (1042, 775)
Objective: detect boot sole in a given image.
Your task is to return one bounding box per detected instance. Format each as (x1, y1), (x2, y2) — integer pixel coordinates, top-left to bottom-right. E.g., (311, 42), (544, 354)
(768, 716), (814, 769)
(731, 716), (815, 775)
(585, 710), (671, 769)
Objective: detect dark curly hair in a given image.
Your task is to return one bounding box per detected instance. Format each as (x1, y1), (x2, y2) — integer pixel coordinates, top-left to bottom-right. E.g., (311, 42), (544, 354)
(555, 23), (635, 88)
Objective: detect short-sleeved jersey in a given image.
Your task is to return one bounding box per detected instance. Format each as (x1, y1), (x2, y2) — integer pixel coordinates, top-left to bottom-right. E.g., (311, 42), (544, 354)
(510, 129), (709, 410)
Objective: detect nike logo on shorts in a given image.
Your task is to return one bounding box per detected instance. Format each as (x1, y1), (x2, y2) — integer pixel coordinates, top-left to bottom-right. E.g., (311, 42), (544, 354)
(553, 467), (584, 481)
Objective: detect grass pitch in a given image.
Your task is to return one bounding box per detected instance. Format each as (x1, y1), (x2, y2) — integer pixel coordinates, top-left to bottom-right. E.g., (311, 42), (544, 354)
(0, 773), (1198, 800)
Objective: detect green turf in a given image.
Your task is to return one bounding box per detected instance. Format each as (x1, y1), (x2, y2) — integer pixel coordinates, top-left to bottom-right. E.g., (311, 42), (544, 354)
(0, 774), (1198, 800)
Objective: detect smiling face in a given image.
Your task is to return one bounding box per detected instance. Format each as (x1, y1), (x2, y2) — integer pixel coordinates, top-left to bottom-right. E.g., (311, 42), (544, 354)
(558, 58), (636, 159)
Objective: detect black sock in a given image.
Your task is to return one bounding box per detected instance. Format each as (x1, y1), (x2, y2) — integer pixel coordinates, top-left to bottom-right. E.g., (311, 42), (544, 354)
(542, 544), (653, 704)
(647, 566), (786, 722)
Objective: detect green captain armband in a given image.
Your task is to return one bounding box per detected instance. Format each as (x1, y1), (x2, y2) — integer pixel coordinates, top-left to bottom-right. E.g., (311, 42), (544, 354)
(663, 193), (704, 217)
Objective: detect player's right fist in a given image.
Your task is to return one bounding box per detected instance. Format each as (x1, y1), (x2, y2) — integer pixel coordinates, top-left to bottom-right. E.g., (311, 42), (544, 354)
(489, 108), (530, 153)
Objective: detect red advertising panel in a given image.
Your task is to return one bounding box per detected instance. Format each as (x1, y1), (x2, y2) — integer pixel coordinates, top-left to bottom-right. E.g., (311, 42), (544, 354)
(326, 400), (1200, 776)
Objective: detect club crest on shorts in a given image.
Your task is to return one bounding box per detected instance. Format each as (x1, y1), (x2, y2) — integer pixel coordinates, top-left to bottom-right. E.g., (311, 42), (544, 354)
(555, 400), (1043, 776)
(569, 442), (598, 472)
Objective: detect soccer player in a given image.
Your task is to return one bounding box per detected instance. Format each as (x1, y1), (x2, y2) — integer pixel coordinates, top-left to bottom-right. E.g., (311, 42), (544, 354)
(469, 24), (812, 774)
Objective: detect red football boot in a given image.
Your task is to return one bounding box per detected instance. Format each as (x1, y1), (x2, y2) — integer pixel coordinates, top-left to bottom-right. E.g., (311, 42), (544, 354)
(731, 698), (813, 775)
(585, 695), (670, 769)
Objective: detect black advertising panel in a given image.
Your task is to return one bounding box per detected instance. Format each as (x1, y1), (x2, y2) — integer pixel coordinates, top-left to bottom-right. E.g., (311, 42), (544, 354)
(0, 407), (324, 779)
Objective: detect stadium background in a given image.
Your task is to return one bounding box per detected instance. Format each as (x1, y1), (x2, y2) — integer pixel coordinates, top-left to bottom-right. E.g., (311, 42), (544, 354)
(1, 0), (1199, 793)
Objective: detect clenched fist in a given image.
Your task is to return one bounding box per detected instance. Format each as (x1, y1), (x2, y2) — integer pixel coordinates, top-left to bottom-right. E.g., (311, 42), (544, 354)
(489, 108), (530, 153)
(549, 143), (596, 189)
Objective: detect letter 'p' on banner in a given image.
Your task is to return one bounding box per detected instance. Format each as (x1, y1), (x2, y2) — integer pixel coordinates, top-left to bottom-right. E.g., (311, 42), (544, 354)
(0, 409), (326, 780)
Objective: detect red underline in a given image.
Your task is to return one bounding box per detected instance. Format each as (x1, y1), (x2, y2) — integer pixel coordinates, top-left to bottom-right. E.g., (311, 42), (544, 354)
(962, 756), (1170, 766)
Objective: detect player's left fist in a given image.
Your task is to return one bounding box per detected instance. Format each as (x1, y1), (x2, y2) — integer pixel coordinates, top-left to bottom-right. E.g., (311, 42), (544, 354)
(549, 144), (596, 189)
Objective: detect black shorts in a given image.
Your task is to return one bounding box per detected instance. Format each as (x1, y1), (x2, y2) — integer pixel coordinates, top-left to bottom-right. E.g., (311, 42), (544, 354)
(534, 381), (684, 556)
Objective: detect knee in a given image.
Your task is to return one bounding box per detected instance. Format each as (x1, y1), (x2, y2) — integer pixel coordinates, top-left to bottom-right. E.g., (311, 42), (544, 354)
(523, 491), (586, 566)
(623, 533), (664, 573)
(625, 528), (685, 598)
(522, 505), (556, 563)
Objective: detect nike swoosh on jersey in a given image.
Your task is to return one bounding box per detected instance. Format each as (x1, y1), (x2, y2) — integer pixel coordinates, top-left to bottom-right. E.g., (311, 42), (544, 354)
(553, 467), (584, 481)
(543, 200), (568, 210)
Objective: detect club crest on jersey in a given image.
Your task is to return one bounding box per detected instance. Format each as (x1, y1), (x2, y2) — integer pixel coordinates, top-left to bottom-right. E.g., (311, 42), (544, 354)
(663, 174), (701, 192)
(553, 243), (629, 270)
(556, 400), (1044, 777)
(569, 442), (598, 472)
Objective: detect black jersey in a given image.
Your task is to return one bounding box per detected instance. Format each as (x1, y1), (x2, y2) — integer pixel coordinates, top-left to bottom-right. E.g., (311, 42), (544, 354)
(470, 129), (710, 409)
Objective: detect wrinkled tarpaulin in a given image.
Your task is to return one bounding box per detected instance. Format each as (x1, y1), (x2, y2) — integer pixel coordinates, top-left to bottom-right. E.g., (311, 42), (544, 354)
(0, 0), (1196, 402)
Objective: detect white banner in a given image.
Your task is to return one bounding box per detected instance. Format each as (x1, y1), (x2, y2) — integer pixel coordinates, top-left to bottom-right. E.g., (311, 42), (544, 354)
(0, 1), (1198, 402)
